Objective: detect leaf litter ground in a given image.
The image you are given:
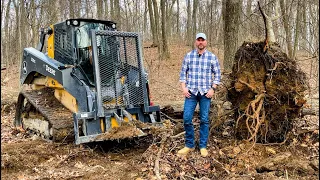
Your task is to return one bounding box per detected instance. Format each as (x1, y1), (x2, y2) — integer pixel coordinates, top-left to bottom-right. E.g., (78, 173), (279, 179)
(1, 43), (318, 180)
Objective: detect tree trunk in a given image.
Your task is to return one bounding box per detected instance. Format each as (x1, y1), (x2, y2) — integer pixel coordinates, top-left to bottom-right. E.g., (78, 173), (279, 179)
(1, 0), (5, 25)
(186, 0), (191, 46)
(152, 0), (160, 46)
(4, 0), (11, 69)
(246, 0), (252, 17)
(59, 0), (66, 21)
(152, 0), (160, 54)
(104, 0), (109, 19)
(69, 0), (74, 18)
(110, 0), (114, 20)
(167, 0), (175, 38)
(76, 1), (81, 18)
(176, 0), (180, 35)
(48, 0), (58, 24)
(19, 0), (26, 64)
(123, 0), (129, 31)
(292, 1), (301, 60)
(259, 0), (279, 44)
(192, 0), (198, 39)
(143, 0), (148, 33)
(114, 0), (121, 29)
(160, 0), (169, 59)
(299, 2), (307, 49)
(218, 0), (226, 46)
(148, 0), (158, 47)
(30, 0), (37, 47)
(208, 1), (213, 45)
(279, 0), (293, 58)
(97, 0), (103, 19)
(224, 0), (240, 73)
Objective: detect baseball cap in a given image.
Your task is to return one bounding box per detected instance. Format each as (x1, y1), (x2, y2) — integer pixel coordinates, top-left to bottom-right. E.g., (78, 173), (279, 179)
(196, 33), (206, 40)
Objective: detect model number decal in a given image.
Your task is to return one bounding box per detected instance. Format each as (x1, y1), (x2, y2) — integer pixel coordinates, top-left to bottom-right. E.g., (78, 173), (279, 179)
(31, 57), (36, 63)
(46, 65), (56, 76)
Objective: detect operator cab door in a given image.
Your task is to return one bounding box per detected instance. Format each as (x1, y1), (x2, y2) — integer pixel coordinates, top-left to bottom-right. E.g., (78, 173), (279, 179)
(76, 22), (115, 87)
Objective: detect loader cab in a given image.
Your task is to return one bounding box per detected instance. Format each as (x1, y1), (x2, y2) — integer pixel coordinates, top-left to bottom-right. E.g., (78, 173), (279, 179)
(51, 19), (117, 86)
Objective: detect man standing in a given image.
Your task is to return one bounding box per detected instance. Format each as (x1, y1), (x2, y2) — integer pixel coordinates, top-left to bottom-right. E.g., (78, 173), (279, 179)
(178, 33), (221, 157)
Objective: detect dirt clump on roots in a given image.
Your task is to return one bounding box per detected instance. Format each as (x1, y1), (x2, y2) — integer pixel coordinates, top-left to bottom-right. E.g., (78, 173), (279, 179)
(227, 41), (308, 143)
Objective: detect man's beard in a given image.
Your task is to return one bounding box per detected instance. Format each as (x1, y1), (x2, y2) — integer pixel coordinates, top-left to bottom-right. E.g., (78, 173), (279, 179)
(197, 45), (205, 50)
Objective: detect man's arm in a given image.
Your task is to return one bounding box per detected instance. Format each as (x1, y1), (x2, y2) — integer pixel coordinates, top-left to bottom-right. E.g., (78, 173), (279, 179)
(179, 54), (189, 83)
(180, 55), (191, 98)
(211, 55), (221, 89)
(181, 82), (187, 89)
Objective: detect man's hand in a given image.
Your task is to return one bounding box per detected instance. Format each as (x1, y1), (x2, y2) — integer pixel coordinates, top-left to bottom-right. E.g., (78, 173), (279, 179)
(205, 88), (214, 98)
(182, 87), (191, 98)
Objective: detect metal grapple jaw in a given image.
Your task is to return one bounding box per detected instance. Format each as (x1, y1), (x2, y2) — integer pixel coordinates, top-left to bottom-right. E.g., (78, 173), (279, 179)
(73, 108), (159, 144)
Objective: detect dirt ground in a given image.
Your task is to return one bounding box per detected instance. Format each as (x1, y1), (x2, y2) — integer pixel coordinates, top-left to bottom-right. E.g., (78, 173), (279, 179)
(1, 43), (319, 179)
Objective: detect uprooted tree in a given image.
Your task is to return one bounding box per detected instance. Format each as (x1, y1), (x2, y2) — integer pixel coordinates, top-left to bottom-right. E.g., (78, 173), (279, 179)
(226, 2), (308, 143)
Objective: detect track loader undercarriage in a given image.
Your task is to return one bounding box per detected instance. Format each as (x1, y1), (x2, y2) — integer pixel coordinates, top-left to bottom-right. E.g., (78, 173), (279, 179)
(15, 88), (74, 142)
(15, 88), (156, 143)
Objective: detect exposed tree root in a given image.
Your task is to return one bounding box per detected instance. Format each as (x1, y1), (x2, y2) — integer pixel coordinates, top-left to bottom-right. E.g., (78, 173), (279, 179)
(236, 93), (266, 144)
(228, 41), (308, 143)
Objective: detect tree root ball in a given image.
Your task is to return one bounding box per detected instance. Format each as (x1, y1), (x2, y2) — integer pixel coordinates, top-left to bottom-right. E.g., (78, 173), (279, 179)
(227, 41), (308, 143)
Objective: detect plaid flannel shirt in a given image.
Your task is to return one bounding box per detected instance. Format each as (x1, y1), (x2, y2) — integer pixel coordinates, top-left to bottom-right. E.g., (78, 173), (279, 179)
(179, 49), (221, 95)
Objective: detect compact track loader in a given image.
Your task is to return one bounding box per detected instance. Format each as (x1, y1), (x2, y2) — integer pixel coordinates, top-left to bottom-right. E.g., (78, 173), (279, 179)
(15, 19), (161, 144)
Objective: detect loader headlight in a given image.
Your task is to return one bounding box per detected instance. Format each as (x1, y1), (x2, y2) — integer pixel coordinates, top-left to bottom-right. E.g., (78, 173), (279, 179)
(73, 20), (79, 26)
(66, 20), (70, 25)
(112, 24), (116, 29)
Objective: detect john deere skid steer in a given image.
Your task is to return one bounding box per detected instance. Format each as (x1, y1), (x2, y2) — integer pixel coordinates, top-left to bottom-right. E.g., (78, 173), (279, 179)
(15, 19), (161, 144)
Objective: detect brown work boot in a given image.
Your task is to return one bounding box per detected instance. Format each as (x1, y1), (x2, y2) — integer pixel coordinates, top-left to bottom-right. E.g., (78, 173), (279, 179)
(177, 147), (194, 155)
(200, 148), (208, 157)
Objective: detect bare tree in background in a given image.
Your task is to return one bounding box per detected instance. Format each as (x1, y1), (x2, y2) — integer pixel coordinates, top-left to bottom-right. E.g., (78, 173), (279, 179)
(3, 0), (11, 71)
(292, 0), (301, 60)
(160, 0), (169, 59)
(104, 0), (109, 19)
(224, 0), (240, 72)
(186, 0), (191, 46)
(152, 0), (160, 46)
(280, 0), (293, 58)
(176, 0), (180, 36)
(114, 0), (121, 29)
(191, 0), (198, 41)
(69, 0), (75, 18)
(148, 0), (158, 47)
(97, 0), (103, 19)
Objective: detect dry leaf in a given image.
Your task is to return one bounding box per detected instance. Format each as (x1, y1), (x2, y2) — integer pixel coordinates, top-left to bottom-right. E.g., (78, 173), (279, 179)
(141, 167), (148, 172)
(204, 163), (211, 170)
(266, 147), (276, 155)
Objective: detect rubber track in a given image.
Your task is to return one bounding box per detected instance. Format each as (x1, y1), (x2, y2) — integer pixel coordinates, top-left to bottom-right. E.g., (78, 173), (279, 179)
(21, 88), (74, 142)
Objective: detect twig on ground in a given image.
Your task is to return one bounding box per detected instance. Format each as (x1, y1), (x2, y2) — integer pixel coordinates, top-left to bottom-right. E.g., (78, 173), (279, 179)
(55, 149), (89, 167)
(160, 112), (181, 123)
(170, 131), (185, 139)
(184, 175), (199, 180)
(212, 157), (230, 174)
(154, 135), (169, 180)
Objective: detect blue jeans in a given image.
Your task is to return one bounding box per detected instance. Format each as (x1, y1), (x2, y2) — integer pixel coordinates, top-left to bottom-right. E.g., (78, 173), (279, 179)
(183, 92), (211, 149)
